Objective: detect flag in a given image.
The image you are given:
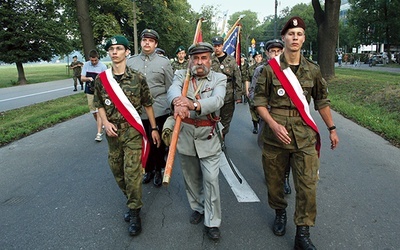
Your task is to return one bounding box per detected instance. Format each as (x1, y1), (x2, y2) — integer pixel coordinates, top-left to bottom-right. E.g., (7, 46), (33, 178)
(223, 25), (241, 66)
(195, 19), (203, 43)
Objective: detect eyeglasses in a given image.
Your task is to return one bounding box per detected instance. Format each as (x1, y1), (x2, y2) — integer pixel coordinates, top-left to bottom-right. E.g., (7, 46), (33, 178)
(108, 46), (126, 52)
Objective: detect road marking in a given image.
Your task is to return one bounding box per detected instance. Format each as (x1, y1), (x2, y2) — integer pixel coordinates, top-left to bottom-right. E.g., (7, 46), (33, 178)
(219, 153), (260, 202)
(0, 87), (72, 102)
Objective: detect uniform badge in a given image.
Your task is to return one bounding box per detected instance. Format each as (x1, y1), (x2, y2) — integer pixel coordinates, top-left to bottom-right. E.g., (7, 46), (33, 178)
(303, 90), (308, 96)
(293, 19), (298, 26)
(277, 88), (285, 96)
(220, 65), (224, 70)
(105, 99), (112, 105)
(111, 37), (117, 45)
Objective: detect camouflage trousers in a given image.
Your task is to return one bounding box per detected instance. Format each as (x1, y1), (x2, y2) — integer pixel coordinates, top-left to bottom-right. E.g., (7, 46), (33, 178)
(262, 143), (319, 226)
(106, 126), (143, 209)
(220, 101), (235, 136)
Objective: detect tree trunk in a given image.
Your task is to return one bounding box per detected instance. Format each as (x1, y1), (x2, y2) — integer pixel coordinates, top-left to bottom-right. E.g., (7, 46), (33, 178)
(16, 62), (27, 85)
(75, 0), (96, 61)
(312, 0), (341, 80)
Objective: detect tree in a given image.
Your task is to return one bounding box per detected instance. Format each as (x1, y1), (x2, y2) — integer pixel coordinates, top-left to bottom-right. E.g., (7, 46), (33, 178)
(312, 0), (341, 79)
(0, 0), (73, 85)
(75, 0), (95, 60)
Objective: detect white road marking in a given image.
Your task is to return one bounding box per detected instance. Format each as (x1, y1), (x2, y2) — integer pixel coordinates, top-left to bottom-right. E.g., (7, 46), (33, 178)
(0, 87), (71, 102)
(219, 153), (260, 202)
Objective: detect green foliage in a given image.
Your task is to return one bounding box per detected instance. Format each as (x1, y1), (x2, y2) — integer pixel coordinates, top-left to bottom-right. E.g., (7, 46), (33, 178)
(0, 0), (74, 64)
(348, 0), (400, 47)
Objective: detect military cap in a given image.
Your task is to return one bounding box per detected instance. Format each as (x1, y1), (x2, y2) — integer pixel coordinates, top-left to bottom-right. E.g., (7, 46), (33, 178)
(155, 48), (166, 55)
(253, 50), (262, 59)
(265, 39), (284, 50)
(211, 36), (224, 45)
(140, 29), (159, 41)
(188, 42), (214, 55)
(280, 16), (306, 35)
(175, 45), (186, 54)
(241, 53), (246, 58)
(104, 35), (129, 51)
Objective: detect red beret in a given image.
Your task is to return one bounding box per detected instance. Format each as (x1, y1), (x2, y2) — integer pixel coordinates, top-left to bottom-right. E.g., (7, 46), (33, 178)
(281, 16), (306, 35)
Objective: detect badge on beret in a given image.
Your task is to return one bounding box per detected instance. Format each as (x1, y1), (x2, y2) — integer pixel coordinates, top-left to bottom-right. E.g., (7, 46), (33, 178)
(105, 99), (111, 106)
(277, 88), (285, 96)
(220, 65), (224, 70)
(293, 19), (298, 26)
(111, 37), (117, 45)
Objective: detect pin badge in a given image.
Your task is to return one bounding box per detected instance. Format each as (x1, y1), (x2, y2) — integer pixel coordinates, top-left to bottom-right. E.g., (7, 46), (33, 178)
(220, 65), (224, 70)
(105, 99), (111, 105)
(277, 88), (285, 96)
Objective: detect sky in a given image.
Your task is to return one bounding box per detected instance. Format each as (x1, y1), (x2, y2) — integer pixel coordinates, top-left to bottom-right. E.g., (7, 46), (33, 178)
(187, 0), (310, 22)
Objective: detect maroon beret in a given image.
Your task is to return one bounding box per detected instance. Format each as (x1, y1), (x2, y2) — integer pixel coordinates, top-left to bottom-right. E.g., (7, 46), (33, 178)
(281, 16), (306, 35)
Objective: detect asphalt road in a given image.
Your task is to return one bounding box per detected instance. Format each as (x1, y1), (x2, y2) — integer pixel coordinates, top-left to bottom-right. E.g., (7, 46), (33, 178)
(1, 101), (400, 249)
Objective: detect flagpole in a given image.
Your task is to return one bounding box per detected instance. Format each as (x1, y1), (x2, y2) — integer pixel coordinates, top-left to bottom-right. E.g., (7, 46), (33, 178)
(163, 18), (204, 186)
(224, 15), (244, 42)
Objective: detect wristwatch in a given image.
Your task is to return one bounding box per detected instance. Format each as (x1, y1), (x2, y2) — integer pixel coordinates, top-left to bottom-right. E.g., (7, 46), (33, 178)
(151, 126), (159, 131)
(328, 125), (336, 131)
(193, 102), (198, 111)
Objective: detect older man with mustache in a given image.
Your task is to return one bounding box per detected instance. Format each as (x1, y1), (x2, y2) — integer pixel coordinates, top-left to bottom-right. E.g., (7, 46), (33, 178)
(166, 42), (226, 241)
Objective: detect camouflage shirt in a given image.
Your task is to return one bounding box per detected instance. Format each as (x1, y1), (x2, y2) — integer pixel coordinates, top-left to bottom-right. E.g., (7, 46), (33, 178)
(93, 67), (154, 124)
(171, 59), (188, 72)
(70, 61), (83, 76)
(240, 61), (250, 83)
(253, 54), (330, 149)
(211, 53), (243, 101)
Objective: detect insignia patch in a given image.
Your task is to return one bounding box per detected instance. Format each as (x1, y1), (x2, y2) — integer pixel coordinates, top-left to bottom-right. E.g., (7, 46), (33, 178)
(220, 65), (224, 70)
(105, 99), (111, 105)
(277, 88), (285, 96)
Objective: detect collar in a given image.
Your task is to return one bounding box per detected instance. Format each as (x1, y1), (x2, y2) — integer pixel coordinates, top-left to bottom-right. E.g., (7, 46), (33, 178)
(139, 51), (156, 61)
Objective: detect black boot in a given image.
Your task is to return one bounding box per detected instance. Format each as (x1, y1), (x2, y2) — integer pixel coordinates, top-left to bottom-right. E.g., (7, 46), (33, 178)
(124, 210), (131, 222)
(273, 209), (287, 236)
(153, 170), (162, 187)
(294, 226), (316, 250)
(252, 121), (258, 134)
(284, 169), (291, 194)
(128, 208), (142, 236)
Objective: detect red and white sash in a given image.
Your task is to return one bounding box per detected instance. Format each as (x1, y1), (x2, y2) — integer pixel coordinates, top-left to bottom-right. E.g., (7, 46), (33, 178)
(99, 68), (150, 167)
(269, 56), (321, 157)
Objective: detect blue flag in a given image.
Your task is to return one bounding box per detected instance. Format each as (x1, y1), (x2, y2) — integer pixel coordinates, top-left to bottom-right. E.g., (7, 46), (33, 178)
(223, 25), (241, 66)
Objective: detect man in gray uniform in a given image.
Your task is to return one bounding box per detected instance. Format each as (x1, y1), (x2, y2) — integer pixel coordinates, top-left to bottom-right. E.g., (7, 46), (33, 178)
(166, 42), (226, 241)
(127, 29), (174, 187)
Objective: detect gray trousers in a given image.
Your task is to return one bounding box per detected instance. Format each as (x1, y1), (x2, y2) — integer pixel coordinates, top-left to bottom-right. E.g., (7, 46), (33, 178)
(179, 152), (222, 227)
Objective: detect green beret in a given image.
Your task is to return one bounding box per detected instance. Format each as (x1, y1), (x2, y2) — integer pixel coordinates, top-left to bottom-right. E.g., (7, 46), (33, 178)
(281, 16), (306, 35)
(211, 36), (224, 45)
(265, 39), (284, 50)
(188, 42), (214, 55)
(140, 29), (159, 41)
(104, 35), (129, 51)
(175, 45), (185, 54)
(253, 50), (262, 59)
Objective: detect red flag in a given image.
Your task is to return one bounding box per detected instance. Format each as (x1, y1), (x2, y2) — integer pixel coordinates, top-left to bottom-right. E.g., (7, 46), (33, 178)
(195, 19), (203, 43)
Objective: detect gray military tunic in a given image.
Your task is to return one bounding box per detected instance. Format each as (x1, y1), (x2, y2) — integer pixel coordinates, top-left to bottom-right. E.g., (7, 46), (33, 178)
(167, 69), (227, 227)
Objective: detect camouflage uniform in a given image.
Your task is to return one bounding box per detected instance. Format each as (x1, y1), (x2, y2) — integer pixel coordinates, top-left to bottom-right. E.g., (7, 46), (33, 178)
(211, 54), (242, 135)
(93, 66), (154, 209)
(253, 53), (330, 226)
(70, 60), (83, 89)
(240, 60), (250, 103)
(247, 61), (263, 123)
(171, 59), (188, 72)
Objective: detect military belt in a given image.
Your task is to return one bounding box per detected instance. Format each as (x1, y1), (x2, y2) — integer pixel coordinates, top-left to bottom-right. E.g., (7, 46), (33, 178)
(182, 118), (215, 127)
(270, 108), (300, 117)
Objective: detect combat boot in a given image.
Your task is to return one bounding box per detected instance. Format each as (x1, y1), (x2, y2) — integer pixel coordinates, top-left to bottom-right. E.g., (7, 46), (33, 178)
(273, 209), (287, 236)
(284, 170), (291, 194)
(294, 226), (316, 250)
(252, 121), (258, 134)
(128, 208), (142, 236)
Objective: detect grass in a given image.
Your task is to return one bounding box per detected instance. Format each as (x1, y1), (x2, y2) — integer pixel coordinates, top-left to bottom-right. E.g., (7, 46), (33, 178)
(0, 64), (399, 148)
(329, 68), (400, 147)
(0, 64), (72, 87)
(0, 94), (88, 146)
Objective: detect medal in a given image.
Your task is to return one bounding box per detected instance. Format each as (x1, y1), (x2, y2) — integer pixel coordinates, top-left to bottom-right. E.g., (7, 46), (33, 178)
(220, 65), (224, 70)
(277, 88), (285, 96)
(105, 99), (111, 105)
